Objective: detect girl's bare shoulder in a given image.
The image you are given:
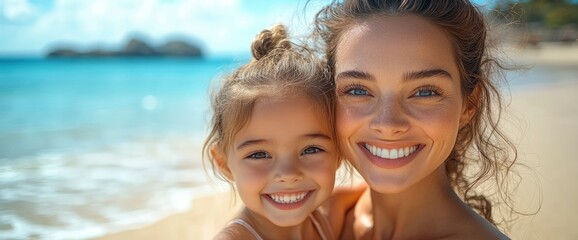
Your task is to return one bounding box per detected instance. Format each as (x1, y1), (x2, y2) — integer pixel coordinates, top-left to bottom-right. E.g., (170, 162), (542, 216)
(212, 222), (255, 240)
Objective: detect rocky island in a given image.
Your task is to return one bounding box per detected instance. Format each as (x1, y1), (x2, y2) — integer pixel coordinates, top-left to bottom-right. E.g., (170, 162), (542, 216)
(47, 38), (203, 58)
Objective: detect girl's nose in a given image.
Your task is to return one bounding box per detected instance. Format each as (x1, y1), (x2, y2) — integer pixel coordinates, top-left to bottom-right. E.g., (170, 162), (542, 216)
(273, 157), (304, 184)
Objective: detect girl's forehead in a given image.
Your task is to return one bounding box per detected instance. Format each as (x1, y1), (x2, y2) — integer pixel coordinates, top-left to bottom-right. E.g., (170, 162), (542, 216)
(253, 95), (324, 118)
(231, 96), (332, 146)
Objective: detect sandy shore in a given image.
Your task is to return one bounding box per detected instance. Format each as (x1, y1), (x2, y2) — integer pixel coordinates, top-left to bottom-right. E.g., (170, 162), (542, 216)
(505, 42), (578, 66)
(97, 192), (243, 240)
(504, 82), (578, 240)
(96, 45), (578, 240)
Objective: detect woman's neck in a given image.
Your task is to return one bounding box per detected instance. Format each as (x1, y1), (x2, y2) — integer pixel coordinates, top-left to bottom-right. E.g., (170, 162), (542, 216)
(359, 166), (471, 239)
(239, 208), (321, 240)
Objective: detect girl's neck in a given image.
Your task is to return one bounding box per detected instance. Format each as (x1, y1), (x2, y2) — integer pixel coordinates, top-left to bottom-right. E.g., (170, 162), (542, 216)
(361, 165), (470, 239)
(239, 208), (321, 240)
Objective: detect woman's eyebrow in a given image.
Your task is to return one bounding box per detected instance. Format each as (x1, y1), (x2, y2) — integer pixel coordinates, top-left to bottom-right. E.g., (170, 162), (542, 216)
(403, 69), (452, 82)
(335, 69), (452, 82)
(335, 70), (375, 82)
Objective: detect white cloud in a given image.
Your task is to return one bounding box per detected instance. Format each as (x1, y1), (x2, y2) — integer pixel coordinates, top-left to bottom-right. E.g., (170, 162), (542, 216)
(0, 0), (320, 56)
(0, 0), (39, 22)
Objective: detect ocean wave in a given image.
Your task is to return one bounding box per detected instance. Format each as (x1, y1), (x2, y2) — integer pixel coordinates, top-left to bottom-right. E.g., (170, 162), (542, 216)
(0, 138), (219, 240)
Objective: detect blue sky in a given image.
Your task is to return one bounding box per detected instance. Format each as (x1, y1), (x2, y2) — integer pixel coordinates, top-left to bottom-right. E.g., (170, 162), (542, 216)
(0, 0), (489, 57)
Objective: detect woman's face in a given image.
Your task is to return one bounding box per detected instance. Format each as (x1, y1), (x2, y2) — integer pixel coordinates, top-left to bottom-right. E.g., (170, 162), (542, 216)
(334, 15), (472, 193)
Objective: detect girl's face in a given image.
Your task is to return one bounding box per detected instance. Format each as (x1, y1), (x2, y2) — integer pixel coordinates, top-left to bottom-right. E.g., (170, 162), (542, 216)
(334, 15), (472, 193)
(222, 96), (338, 227)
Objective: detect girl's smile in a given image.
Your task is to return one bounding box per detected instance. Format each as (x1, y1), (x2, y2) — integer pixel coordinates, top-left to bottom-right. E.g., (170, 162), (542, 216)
(263, 190), (315, 210)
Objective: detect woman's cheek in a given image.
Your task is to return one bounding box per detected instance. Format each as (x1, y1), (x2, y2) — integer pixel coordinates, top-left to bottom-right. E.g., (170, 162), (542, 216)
(336, 103), (368, 167)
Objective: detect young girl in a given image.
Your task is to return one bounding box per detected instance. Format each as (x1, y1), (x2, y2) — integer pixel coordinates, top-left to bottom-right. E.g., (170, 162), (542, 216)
(203, 24), (356, 240)
(313, 0), (518, 239)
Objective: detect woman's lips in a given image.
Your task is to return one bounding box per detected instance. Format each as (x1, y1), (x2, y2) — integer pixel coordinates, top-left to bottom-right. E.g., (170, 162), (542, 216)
(359, 143), (423, 169)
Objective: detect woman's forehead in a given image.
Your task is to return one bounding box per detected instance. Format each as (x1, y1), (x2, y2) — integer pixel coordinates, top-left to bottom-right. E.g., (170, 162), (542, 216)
(335, 15), (458, 81)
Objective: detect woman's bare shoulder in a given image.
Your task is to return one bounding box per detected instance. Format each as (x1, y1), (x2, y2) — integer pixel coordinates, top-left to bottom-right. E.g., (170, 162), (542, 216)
(317, 183), (367, 237)
(451, 225), (510, 240)
(325, 182), (367, 209)
(449, 212), (510, 240)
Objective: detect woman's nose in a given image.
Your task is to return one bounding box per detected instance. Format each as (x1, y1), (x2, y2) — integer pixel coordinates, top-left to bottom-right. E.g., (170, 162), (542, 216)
(369, 98), (410, 136)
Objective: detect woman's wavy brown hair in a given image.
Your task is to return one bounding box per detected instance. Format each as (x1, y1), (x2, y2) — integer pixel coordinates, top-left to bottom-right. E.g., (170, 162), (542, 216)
(312, 0), (519, 228)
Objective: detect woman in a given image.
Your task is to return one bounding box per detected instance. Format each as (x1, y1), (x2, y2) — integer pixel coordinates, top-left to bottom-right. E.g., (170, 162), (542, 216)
(314, 0), (517, 239)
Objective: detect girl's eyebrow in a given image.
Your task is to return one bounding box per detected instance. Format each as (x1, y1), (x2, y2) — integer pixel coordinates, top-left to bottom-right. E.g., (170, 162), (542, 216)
(300, 133), (332, 141)
(236, 139), (266, 150)
(236, 133), (331, 150)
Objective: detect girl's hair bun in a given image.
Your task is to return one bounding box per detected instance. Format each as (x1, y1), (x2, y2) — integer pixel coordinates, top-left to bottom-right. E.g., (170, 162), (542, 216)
(251, 24), (291, 60)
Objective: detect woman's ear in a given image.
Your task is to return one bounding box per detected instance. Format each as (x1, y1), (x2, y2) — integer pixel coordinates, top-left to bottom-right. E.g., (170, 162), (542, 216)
(459, 84), (480, 128)
(210, 143), (234, 181)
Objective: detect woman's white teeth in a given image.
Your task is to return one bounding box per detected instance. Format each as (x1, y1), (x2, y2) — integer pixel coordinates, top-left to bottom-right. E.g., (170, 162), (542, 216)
(366, 144), (417, 159)
(268, 192), (308, 204)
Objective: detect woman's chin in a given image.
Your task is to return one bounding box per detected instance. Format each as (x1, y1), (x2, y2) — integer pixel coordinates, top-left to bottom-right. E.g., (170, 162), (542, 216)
(360, 174), (414, 194)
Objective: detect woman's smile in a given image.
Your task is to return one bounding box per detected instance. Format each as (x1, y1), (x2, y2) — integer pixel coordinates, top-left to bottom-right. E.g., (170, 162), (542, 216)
(358, 142), (424, 169)
(364, 143), (420, 160)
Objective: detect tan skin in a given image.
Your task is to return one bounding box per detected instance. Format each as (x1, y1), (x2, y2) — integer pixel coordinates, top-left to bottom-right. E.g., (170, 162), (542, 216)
(214, 184), (366, 240)
(213, 208), (323, 240)
(334, 15), (509, 239)
(211, 97), (367, 240)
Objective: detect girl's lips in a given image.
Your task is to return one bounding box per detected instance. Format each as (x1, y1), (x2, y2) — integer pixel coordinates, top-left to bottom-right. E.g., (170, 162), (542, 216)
(358, 143), (423, 169)
(262, 190), (314, 210)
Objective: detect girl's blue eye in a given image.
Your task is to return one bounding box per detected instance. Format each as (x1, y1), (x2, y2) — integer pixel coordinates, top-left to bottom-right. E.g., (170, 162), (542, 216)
(247, 152), (270, 159)
(301, 147), (323, 155)
(348, 88), (369, 96)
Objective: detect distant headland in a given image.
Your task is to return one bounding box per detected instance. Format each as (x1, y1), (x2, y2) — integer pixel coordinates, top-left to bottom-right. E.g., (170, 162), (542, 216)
(46, 37), (203, 58)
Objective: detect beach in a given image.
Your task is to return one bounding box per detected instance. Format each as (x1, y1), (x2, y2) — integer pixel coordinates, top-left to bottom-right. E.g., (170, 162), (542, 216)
(97, 193), (243, 240)
(506, 81), (578, 240)
(93, 44), (578, 240)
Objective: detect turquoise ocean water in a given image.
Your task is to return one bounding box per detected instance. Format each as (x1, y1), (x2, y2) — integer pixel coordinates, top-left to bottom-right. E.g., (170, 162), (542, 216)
(0, 57), (246, 239)
(0, 57), (576, 239)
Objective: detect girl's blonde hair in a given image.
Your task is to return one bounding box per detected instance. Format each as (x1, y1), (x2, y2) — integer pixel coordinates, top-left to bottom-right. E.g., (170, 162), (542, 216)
(313, 0), (519, 227)
(203, 24), (335, 182)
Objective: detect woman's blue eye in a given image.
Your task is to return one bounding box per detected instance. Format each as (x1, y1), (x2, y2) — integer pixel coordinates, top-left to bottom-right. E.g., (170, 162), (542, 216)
(302, 147), (323, 155)
(414, 90), (437, 97)
(247, 152), (270, 159)
(348, 89), (368, 96)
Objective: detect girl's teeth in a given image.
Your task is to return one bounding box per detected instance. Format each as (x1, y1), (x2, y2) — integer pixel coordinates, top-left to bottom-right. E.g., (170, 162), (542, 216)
(365, 144), (418, 159)
(268, 192), (308, 204)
